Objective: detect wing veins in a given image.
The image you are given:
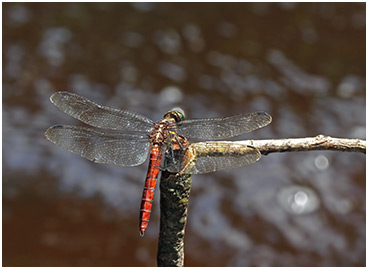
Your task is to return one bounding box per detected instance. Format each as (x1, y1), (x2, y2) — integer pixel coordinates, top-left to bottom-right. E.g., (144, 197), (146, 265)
(45, 125), (150, 166)
(50, 92), (154, 132)
(177, 112), (272, 140)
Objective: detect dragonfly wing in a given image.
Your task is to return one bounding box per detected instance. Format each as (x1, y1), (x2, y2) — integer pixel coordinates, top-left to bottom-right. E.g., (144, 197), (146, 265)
(45, 125), (150, 166)
(50, 92), (153, 132)
(189, 146), (261, 174)
(176, 112), (272, 140)
(166, 143), (261, 174)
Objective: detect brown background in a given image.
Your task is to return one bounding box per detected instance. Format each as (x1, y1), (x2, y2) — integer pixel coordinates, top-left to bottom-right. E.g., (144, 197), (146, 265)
(3, 2), (365, 266)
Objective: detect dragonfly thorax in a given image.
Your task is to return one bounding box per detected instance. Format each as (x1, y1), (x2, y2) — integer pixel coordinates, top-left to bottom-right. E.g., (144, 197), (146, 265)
(149, 118), (177, 144)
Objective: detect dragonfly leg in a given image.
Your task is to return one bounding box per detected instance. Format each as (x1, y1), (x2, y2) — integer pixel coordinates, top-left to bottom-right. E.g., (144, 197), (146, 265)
(177, 144), (197, 175)
(175, 135), (189, 150)
(158, 163), (166, 171)
(152, 161), (165, 171)
(163, 146), (177, 170)
(158, 150), (169, 171)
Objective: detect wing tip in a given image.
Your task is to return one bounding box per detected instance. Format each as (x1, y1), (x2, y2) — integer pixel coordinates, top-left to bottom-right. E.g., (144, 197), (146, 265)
(45, 125), (65, 139)
(46, 124), (64, 131)
(256, 111), (272, 125)
(50, 91), (73, 104)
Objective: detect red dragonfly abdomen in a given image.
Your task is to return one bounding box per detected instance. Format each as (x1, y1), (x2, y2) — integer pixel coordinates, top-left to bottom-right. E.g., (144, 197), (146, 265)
(139, 144), (162, 236)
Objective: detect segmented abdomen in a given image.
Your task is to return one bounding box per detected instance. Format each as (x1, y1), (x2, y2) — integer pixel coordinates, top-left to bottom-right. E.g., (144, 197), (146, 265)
(139, 144), (162, 236)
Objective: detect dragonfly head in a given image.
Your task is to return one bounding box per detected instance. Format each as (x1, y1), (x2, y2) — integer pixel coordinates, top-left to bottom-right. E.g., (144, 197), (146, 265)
(164, 107), (185, 122)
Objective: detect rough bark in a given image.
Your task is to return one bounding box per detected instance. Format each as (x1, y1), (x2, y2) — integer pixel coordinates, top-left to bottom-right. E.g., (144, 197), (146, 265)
(157, 171), (192, 267)
(193, 135), (366, 155)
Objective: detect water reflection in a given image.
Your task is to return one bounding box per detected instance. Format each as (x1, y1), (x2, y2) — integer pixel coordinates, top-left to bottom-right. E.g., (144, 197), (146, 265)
(3, 2), (365, 267)
(39, 27), (72, 66)
(158, 86), (183, 105)
(314, 155), (329, 170)
(277, 185), (320, 214)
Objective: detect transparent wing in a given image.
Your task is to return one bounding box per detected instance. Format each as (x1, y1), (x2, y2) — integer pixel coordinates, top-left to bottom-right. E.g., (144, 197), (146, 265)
(189, 146), (261, 174)
(50, 92), (154, 132)
(45, 125), (150, 166)
(166, 143), (261, 174)
(176, 112), (272, 140)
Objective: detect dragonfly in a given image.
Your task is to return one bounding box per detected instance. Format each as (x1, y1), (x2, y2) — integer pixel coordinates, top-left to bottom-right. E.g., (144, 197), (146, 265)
(45, 92), (272, 236)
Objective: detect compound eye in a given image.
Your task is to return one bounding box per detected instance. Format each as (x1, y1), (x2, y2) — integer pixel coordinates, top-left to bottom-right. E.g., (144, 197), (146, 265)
(164, 108), (185, 122)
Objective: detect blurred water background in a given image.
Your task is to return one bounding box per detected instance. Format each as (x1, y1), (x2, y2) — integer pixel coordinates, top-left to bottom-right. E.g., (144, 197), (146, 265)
(2, 2), (365, 266)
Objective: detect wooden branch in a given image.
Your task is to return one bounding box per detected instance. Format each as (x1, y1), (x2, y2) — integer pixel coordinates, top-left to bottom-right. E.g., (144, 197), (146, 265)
(194, 135), (366, 155)
(157, 171), (192, 267)
(156, 135), (365, 266)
